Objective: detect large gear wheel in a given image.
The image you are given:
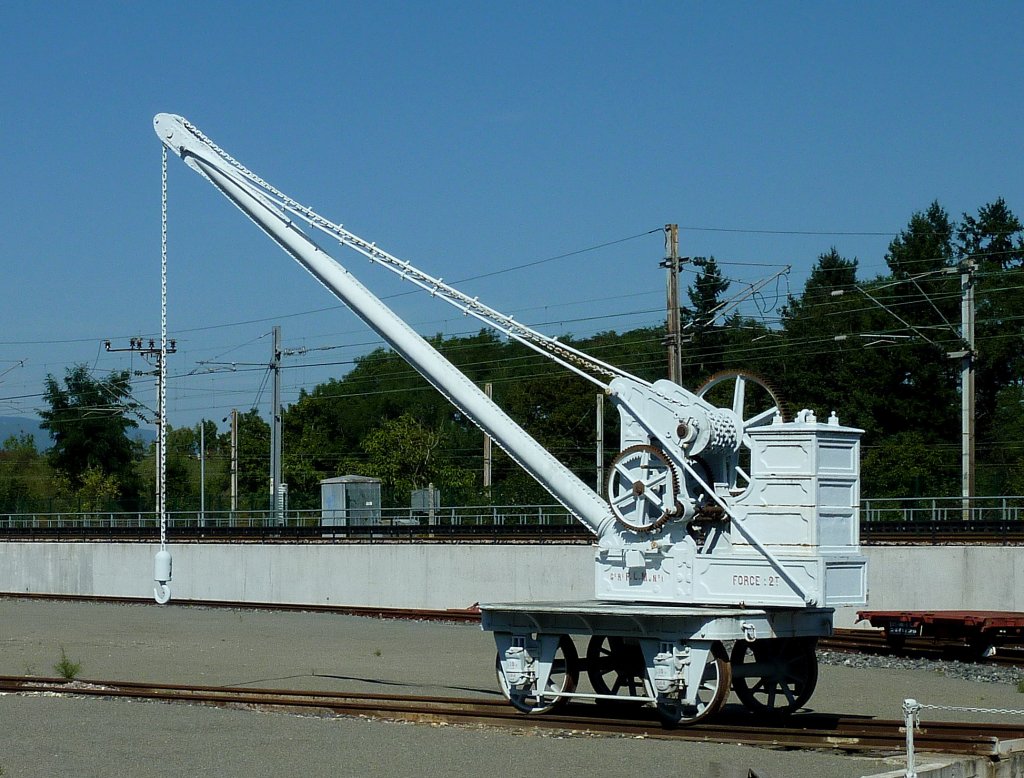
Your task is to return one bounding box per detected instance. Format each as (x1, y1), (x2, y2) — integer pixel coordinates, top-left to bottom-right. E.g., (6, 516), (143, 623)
(696, 369), (789, 425)
(606, 444), (681, 533)
(696, 370), (788, 494)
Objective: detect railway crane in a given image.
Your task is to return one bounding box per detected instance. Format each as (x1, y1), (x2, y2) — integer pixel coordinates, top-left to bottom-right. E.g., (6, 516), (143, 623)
(155, 114), (867, 725)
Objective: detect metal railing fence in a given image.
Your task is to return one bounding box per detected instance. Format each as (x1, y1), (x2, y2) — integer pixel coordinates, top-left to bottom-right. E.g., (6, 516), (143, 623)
(0, 503), (579, 533)
(861, 495), (1024, 539)
(3, 496), (1024, 541)
(862, 495), (1024, 524)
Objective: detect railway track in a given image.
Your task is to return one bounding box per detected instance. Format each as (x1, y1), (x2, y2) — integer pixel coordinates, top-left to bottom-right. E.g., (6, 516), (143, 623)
(824, 628), (1024, 667)
(6, 593), (1022, 667)
(0, 591), (485, 623)
(2, 674), (1021, 756)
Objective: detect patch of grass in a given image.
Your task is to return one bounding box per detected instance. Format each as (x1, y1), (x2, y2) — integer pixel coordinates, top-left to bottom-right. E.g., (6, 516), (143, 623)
(1017, 679), (1024, 694)
(373, 648), (382, 657)
(54, 646), (82, 680)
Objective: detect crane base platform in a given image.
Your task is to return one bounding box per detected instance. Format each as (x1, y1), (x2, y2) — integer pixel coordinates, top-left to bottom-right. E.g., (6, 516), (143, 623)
(480, 600), (834, 640)
(481, 600), (833, 725)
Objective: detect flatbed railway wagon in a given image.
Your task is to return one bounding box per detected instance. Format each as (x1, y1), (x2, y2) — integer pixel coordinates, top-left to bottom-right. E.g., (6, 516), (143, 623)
(156, 114), (867, 725)
(859, 610), (1024, 657)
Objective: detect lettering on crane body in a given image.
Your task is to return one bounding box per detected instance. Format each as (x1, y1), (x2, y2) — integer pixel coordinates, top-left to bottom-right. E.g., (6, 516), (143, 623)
(607, 570), (667, 584)
(731, 574), (782, 588)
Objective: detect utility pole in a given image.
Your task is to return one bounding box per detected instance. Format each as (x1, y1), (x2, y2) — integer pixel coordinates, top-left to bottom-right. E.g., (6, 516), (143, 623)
(661, 224), (683, 383)
(104, 338), (177, 511)
(270, 325), (284, 525)
(946, 259), (976, 514)
(963, 263), (976, 504)
(230, 409), (238, 514)
(596, 393), (604, 494)
(483, 382), (493, 495)
(960, 261), (976, 506)
(199, 420), (206, 528)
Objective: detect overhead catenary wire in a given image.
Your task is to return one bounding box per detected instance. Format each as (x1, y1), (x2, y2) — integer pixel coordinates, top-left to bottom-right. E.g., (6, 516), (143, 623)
(5, 161), (1022, 428)
(11, 274), (1009, 423)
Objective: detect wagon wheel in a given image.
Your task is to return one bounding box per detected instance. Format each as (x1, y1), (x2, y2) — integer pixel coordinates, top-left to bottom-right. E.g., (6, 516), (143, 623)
(655, 641), (731, 727)
(696, 370), (786, 494)
(884, 632), (908, 653)
(730, 637), (818, 716)
(496, 635), (579, 714)
(585, 635), (648, 703)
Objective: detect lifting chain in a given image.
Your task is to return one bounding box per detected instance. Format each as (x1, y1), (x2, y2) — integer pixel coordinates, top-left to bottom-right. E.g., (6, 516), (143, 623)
(154, 146), (172, 605)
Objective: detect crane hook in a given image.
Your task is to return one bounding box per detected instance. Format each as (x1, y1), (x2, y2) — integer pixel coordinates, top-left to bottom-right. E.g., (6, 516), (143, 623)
(154, 583), (171, 605)
(153, 548), (173, 605)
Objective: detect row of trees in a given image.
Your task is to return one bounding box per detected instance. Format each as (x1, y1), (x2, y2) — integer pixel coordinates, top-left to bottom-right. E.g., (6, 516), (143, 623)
(2, 198), (1022, 513)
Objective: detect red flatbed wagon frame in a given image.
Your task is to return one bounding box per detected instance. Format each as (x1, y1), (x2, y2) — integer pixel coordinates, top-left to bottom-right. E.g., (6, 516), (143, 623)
(858, 610), (1024, 654)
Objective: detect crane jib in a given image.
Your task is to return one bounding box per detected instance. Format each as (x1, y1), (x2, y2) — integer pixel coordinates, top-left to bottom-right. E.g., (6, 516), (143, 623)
(154, 113), (618, 541)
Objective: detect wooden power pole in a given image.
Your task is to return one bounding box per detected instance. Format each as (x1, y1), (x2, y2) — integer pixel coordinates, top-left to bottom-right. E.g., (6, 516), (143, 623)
(662, 224), (682, 383)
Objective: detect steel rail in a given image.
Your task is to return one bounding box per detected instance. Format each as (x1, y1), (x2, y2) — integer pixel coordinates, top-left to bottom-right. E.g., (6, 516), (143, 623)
(2, 675), (1020, 756)
(4, 593), (1022, 668)
(822, 628), (1024, 667)
(4, 593), (1023, 666)
(0, 592), (484, 622)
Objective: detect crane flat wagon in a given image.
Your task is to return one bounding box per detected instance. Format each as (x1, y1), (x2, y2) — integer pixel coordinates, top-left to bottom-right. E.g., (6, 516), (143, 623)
(156, 113), (867, 726)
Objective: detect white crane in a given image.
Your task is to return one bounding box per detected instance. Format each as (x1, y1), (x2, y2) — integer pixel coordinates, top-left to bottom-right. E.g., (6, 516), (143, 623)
(155, 114), (866, 724)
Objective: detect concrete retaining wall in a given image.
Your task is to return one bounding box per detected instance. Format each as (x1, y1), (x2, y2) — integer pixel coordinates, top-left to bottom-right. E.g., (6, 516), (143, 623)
(0, 542), (595, 610)
(1, 542), (1020, 627)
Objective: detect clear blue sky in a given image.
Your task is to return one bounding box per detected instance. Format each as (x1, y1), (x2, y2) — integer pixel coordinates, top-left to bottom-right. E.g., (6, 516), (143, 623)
(1, 2), (1022, 435)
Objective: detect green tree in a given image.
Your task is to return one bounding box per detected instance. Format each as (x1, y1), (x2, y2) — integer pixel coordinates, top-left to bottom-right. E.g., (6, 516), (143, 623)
(882, 201), (960, 352)
(0, 434), (61, 512)
(779, 244), (959, 495)
(237, 410), (271, 503)
(862, 431), (952, 497)
(803, 247), (858, 294)
(958, 198), (1024, 490)
(885, 201), (955, 279)
(358, 413), (474, 503)
(76, 466), (121, 512)
(165, 426), (199, 505)
(39, 365), (142, 498)
(681, 256), (730, 377)
(778, 248), (874, 425)
(134, 420), (231, 511)
(959, 197), (1024, 271)
(983, 385), (1024, 494)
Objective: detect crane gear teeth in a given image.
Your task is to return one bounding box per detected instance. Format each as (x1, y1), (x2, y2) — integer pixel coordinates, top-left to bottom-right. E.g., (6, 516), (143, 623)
(606, 444), (681, 533)
(695, 369), (791, 424)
